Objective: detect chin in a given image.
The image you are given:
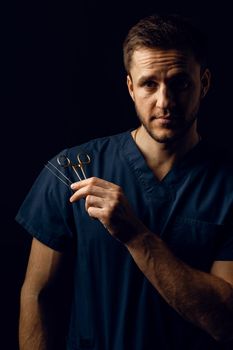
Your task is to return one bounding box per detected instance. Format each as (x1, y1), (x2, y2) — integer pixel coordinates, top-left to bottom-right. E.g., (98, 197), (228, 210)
(153, 135), (180, 144)
(149, 129), (181, 144)
(146, 120), (197, 144)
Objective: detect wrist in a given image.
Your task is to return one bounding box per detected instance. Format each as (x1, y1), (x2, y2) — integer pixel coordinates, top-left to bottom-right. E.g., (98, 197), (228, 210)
(124, 227), (153, 248)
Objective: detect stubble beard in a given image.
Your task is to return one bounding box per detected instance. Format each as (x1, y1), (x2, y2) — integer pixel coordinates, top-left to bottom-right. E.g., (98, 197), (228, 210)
(135, 102), (201, 145)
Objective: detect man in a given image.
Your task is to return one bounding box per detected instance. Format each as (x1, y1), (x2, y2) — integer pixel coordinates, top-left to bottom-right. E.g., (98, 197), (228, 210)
(16, 14), (233, 350)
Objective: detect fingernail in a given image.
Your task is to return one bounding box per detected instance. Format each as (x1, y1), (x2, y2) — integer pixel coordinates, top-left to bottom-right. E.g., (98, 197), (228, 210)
(70, 183), (75, 189)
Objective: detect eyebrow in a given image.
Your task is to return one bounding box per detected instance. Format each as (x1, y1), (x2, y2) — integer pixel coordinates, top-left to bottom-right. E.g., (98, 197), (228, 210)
(137, 75), (157, 85)
(137, 72), (190, 85)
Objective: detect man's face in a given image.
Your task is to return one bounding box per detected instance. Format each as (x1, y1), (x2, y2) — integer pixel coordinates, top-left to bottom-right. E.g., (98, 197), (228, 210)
(127, 47), (210, 143)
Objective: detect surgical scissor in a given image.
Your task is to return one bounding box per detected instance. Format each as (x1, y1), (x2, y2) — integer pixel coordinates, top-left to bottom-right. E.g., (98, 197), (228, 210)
(45, 152), (91, 187)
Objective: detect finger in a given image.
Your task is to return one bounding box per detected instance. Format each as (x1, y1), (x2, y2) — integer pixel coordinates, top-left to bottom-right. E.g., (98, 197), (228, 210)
(85, 195), (104, 212)
(70, 184), (106, 203)
(70, 176), (120, 191)
(86, 206), (105, 220)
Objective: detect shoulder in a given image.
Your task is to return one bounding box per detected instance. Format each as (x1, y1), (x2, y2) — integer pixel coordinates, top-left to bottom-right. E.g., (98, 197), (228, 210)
(199, 140), (233, 192)
(202, 140), (233, 172)
(65, 130), (132, 157)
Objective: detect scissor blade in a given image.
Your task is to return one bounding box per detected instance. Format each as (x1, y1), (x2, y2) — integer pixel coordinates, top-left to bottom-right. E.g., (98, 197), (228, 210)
(79, 165), (87, 179)
(72, 166), (83, 181)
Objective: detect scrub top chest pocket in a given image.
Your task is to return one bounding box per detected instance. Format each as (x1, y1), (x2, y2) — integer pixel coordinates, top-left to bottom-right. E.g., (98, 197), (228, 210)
(165, 216), (226, 271)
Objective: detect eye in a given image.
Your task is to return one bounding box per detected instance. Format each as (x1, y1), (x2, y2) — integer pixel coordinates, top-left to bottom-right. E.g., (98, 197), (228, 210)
(170, 77), (190, 91)
(143, 80), (158, 89)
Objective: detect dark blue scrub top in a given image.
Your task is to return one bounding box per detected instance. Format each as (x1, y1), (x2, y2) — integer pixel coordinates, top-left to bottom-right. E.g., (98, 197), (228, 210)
(16, 130), (233, 350)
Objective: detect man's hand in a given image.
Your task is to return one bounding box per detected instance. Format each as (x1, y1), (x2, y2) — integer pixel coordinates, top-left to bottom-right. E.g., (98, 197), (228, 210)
(70, 177), (147, 243)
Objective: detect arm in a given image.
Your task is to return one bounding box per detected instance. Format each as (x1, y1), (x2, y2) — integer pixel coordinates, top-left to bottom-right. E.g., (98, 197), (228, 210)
(125, 232), (233, 342)
(70, 177), (233, 342)
(19, 238), (64, 350)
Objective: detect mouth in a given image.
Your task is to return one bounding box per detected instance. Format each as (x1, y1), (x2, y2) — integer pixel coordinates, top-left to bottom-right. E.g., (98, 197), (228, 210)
(157, 118), (175, 126)
(155, 112), (180, 119)
(151, 114), (182, 127)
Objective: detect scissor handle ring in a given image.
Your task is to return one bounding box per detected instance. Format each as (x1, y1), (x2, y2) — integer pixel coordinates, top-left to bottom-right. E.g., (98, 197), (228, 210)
(57, 154), (71, 167)
(77, 153), (91, 165)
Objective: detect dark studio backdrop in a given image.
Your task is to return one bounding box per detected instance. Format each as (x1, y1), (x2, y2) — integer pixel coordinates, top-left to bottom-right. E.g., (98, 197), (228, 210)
(2, 0), (233, 348)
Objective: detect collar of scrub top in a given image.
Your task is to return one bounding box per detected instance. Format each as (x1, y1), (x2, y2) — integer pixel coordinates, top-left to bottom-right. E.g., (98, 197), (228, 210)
(44, 152), (91, 187)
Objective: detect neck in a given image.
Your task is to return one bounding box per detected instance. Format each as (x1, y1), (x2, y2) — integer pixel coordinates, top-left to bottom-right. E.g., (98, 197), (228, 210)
(132, 124), (201, 180)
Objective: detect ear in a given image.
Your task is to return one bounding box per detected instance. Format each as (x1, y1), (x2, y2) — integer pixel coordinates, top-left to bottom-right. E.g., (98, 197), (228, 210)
(201, 68), (211, 98)
(127, 75), (135, 101)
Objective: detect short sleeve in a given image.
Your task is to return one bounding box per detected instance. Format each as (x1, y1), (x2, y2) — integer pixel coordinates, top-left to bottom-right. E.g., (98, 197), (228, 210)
(15, 149), (75, 252)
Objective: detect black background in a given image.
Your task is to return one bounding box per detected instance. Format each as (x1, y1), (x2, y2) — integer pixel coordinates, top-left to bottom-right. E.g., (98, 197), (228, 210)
(2, 0), (233, 348)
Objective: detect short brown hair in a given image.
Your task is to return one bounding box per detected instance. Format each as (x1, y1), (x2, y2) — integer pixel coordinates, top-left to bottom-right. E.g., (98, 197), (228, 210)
(123, 14), (208, 73)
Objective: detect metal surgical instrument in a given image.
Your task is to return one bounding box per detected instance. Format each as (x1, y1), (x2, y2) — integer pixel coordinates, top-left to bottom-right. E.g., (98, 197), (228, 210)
(44, 152), (91, 187)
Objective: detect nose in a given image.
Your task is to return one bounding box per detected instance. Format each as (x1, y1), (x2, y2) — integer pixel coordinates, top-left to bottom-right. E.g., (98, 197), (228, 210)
(156, 85), (175, 110)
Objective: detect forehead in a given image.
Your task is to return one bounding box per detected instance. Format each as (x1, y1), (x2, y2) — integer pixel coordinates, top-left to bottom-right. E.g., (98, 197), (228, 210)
(130, 47), (200, 78)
